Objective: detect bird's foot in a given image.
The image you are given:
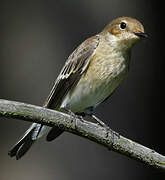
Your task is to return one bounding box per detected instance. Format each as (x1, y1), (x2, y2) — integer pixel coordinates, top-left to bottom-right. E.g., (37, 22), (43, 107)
(75, 112), (86, 122)
(61, 108), (85, 129)
(105, 127), (120, 146)
(91, 114), (120, 146)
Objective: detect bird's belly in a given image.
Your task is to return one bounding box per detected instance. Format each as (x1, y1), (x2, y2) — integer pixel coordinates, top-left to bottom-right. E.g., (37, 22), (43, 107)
(60, 65), (128, 113)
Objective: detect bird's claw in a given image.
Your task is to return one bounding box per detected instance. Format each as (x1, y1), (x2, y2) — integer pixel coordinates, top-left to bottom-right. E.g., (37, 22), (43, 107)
(104, 126), (120, 147)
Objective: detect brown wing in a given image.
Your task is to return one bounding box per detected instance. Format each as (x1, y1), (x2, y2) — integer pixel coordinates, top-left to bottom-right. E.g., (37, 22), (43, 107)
(43, 35), (99, 109)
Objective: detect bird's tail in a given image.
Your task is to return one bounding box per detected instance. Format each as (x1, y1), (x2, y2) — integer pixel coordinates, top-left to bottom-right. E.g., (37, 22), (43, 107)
(8, 122), (63, 160)
(8, 123), (43, 160)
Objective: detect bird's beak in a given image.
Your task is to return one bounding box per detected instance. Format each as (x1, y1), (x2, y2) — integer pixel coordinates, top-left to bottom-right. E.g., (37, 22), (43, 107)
(134, 31), (148, 38)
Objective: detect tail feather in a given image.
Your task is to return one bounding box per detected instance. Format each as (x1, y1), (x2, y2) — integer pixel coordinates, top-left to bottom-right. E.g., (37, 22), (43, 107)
(46, 127), (63, 141)
(15, 135), (34, 160)
(8, 126), (35, 160)
(8, 118), (64, 159)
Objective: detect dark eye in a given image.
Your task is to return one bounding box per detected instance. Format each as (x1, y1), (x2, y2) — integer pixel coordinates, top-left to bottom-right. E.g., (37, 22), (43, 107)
(120, 22), (126, 29)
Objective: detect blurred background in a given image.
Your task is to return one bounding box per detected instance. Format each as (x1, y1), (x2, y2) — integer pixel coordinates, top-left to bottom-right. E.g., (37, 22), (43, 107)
(0, 0), (164, 179)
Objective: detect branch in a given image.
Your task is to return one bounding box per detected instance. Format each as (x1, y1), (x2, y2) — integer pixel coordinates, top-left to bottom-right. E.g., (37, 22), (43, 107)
(0, 99), (165, 171)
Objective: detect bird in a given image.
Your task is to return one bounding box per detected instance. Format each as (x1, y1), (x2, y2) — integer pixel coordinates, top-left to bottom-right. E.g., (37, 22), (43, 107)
(8, 17), (148, 160)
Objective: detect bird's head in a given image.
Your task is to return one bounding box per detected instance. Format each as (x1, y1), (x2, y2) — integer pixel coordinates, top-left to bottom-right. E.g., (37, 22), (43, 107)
(101, 17), (148, 50)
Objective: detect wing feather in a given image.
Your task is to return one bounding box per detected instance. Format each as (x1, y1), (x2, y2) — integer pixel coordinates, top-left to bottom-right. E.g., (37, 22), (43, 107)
(44, 35), (99, 109)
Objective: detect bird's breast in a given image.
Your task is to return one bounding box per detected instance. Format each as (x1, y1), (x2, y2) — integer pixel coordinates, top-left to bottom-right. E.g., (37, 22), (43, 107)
(61, 43), (129, 113)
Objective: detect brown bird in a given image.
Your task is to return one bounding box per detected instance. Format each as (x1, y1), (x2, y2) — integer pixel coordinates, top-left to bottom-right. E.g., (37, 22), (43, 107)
(8, 17), (148, 159)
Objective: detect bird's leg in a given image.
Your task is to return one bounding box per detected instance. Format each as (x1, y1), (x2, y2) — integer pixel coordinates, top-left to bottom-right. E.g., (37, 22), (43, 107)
(60, 107), (85, 130)
(91, 114), (120, 146)
(91, 114), (109, 128)
(85, 107), (109, 128)
(60, 107), (84, 120)
(86, 107), (120, 144)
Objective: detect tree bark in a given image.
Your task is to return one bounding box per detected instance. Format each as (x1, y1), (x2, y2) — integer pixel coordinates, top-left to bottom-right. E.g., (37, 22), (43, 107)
(0, 99), (165, 171)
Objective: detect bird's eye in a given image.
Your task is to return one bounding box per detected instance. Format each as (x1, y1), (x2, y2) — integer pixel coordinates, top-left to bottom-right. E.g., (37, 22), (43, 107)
(120, 22), (126, 29)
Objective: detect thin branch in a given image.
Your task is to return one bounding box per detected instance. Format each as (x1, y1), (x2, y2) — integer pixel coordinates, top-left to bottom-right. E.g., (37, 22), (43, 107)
(0, 99), (165, 171)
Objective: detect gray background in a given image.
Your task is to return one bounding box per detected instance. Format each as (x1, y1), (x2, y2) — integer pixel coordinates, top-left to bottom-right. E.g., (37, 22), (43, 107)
(0, 0), (164, 179)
